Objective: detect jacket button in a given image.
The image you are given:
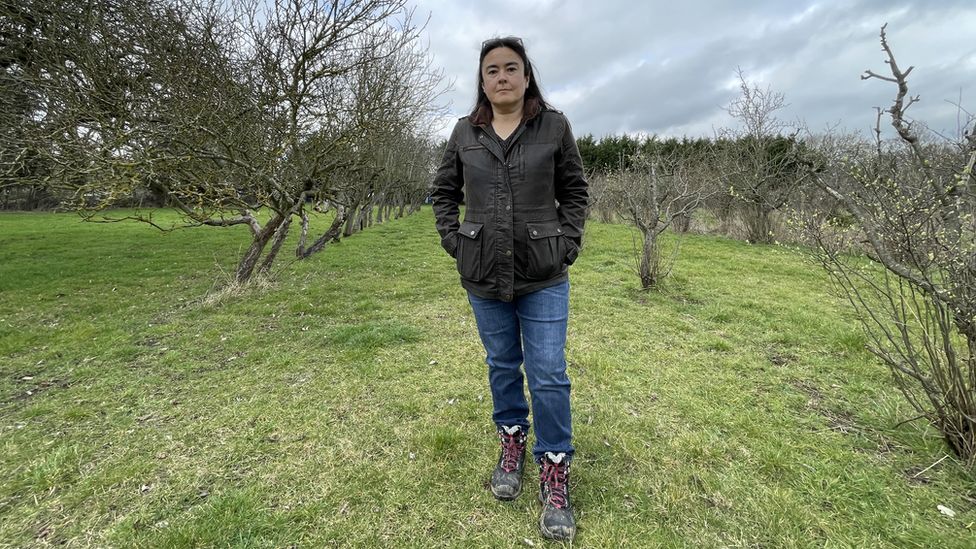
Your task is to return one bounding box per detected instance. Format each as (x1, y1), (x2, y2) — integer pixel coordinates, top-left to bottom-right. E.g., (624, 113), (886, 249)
(557, 228), (562, 233)
(506, 205), (511, 211)
(469, 230), (476, 235)
(532, 230), (538, 236)
(505, 250), (512, 256)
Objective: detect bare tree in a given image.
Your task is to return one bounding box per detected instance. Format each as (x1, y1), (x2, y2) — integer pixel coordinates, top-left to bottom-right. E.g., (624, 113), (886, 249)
(805, 25), (976, 464)
(1, 0), (445, 283)
(720, 70), (812, 243)
(585, 171), (617, 224)
(606, 151), (714, 289)
(1, 0), (179, 205)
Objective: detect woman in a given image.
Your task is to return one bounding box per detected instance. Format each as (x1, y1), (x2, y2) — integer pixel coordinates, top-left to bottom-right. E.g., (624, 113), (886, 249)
(430, 36), (588, 542)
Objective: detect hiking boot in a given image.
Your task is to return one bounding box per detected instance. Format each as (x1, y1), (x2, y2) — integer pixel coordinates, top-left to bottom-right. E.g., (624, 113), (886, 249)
(538, 451), (575, 541)
(490, 425), (527, 500)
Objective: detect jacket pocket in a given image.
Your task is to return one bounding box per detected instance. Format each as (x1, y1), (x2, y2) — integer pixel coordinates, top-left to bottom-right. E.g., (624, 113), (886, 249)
(525, 221), (566, 280)
(456, 220), (485, 281)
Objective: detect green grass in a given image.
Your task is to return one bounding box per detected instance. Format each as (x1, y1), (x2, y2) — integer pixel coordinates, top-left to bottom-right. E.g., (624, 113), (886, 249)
(1, 208), (973, 547)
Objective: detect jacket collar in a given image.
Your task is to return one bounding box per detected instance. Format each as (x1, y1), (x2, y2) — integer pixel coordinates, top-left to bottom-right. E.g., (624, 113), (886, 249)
(474, 114), (534, 162)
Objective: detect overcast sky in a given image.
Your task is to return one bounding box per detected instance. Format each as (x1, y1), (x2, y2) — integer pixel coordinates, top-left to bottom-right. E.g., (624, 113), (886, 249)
(409, 0), (976, 142)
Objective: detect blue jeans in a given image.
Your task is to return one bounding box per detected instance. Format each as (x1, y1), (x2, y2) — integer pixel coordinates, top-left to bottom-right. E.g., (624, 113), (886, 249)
(467, 281), (573, 460)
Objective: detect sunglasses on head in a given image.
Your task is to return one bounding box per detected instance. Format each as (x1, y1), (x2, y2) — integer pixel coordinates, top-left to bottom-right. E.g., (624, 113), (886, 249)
(481, 36), (523, 51)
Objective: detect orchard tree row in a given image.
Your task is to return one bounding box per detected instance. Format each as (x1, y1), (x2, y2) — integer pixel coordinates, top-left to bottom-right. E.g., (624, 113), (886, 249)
(1, 0), (447, 281)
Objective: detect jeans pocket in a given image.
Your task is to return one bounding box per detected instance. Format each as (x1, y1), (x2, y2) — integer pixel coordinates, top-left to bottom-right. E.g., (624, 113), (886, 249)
(456, 220), (485, 280)
(525, 221), (565, 280)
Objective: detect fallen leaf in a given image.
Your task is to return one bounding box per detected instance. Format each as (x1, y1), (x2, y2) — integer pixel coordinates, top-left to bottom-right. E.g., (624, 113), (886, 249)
(938, 504), (956, 518)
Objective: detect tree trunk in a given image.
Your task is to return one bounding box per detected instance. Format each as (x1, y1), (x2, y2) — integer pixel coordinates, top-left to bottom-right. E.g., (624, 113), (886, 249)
(374, 193), (385, 224)
(673, 213), (691, 233)
(360, 199), (373, 228)
(944, 329), (976, 462)
(356, 195), (370, 230)
(235, 213), (286, 283)
(745, 203), (774, 243)
(717, 191), (735, 236)
(639, 229), (658, 289)
(258, 215), (293, 275)
(343, 203), (359, 237)
(298, 207), (347, 258)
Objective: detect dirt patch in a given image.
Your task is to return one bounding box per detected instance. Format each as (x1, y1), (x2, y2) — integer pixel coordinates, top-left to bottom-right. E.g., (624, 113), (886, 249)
(138, 336), (162, 347)
(789, 378), (822, 406)
(789, 377), (900, 457)
(902, 465), (934, 485)
(791, 379), (852, 431)
(767, 347), (797, 367)
(6, 375), (73, 404)
(823, 408), (860, 435)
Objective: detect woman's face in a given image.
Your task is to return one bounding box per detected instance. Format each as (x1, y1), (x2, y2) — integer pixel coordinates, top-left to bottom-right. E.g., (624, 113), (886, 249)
(481, 46), (529, 112)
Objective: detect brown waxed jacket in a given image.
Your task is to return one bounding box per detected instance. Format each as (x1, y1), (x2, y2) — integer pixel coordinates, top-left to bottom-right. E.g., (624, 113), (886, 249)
(431, 109), (589, 302)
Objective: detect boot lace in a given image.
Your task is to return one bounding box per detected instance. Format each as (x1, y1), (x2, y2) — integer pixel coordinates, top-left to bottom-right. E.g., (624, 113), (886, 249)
(499, 431), (526, 472)
(540, 459), (569, 509)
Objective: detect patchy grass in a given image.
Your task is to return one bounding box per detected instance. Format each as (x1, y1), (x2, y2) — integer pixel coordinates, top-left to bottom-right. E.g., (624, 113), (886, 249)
(1, 208), (973, 547)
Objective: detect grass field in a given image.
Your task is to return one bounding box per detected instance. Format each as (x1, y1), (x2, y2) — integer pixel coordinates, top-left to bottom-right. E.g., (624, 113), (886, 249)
(1, 208), (973, 547)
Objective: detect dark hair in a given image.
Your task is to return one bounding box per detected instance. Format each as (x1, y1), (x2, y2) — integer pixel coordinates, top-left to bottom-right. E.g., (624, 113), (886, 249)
(469, 36), (550, 126)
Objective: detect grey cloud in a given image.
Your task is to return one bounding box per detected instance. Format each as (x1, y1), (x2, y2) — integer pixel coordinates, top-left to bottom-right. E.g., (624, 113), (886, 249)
(412, 0), (976, 139)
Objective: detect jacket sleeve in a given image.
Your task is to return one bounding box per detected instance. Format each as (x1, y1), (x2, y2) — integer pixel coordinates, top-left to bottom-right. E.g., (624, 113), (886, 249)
(430, 121), (464, 258)
(554, 114), (589, 260)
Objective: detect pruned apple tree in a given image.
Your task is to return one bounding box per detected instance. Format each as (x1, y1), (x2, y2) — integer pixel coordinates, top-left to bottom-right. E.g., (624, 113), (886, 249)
(1, 0), (445, 282)
(605, 150), (715, 289)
